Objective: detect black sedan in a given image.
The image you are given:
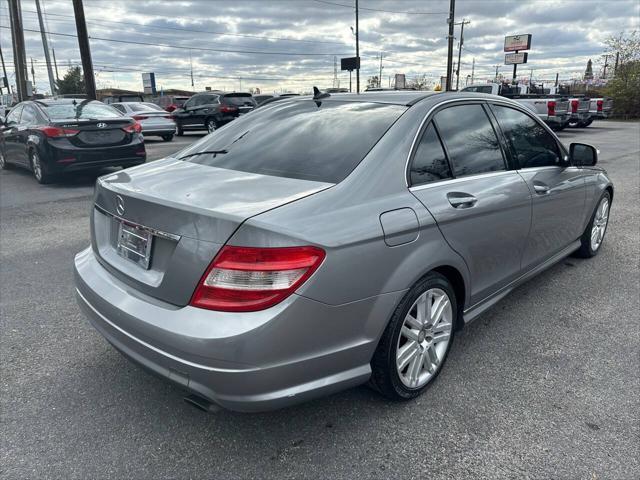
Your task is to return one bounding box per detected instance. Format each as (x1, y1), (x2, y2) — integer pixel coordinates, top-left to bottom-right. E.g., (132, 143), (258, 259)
(0, 99), (146, 184)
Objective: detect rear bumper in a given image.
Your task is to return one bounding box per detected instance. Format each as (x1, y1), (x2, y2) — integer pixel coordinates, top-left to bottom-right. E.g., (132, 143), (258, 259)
(44, 138), (146, 172)
(569, 112), (591, 122)
(141, 126), (176, 135)
(543, 114), (569, 126)
(589, 111), (611, 119)
(73, 247), (401, 411)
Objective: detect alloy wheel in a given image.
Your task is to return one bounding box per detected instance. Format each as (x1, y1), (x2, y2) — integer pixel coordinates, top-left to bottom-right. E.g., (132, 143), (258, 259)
(396, 288), (453, 389)
(206, 120), (217, 133)
(0, 151), (5, 168)
(590, 197), (609, 251)
(31, 151), (43, 181)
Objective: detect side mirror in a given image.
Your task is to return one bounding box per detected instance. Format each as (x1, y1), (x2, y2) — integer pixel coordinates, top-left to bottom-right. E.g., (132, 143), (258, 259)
(570, 142), (598, 167)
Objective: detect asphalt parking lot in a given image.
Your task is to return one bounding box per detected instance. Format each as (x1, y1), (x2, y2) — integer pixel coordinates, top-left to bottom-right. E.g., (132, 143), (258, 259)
(1, 122), (638, 479)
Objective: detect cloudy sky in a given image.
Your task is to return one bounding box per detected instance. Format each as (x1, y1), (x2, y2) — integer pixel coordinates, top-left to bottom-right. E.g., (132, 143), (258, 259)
(1, 0), (638, 95)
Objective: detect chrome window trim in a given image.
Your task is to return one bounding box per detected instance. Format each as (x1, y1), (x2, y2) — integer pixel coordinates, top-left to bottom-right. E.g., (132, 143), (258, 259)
(94, 204), (181, 241)
(408, 169), (515, 192)
(405, 98), (511, 188)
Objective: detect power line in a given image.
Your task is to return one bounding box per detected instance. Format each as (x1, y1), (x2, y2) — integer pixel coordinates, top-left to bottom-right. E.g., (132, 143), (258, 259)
(312, 0), (447, 15)
(20, 8), (346, 46)
(1, 26), (349, 57)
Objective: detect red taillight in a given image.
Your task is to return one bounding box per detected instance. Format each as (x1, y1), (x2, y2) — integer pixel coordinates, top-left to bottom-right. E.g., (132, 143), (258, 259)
(597, 100), (603, 112)
(190, 245), (326, 312)
(219, 105), (239, 114)
(547, 101), (556, 117)
(571, 100), (579, 113)
(132, 115), (148, 121)
(38, 126), (80, 137)
(123, 122), (142, 134)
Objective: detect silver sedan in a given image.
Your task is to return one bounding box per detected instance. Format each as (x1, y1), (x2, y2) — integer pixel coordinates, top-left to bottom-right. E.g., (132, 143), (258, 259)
(75, 92), (613, 412)
(111, 102), (176, 141)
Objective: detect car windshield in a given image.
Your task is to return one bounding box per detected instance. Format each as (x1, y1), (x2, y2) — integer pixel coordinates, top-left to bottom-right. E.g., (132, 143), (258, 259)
(177, 100), (407, 183)
(44, 101), (122, 119)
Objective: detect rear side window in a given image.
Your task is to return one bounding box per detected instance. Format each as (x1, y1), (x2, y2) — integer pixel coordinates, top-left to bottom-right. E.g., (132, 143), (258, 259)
(492, 105), (561, 168)
(20, 105), (38, 125)
(434, 104), (505, 177)
(112, 104), (126, 114)
(222, 95), (257, 107)
(178, 100), (407, 183)
(409, 123), (452, 186)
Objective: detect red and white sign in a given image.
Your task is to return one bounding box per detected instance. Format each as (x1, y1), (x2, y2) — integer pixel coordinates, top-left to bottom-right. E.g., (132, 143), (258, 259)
(504, 34), (532, 52)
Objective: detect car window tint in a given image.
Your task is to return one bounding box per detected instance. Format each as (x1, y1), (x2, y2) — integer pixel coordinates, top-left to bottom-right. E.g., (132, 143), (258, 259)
(178, 100), (407, 183)
(223, 95), (257, 107)
(20, 105), (37, 125)
(45, 101), (122, 120)
(492, 105), (561, 168)
(6, 105), (23, 125)
(434, 104), (505, 177)
(410, 123), (452, 186)
(112, 104), (126, 114)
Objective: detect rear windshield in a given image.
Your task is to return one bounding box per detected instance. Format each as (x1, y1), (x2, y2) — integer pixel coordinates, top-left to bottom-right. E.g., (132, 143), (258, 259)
(128, 103), (163, 112)
(44, 101), (122, 120)
(178, 100), (407, 183)
(222, 95), (257, 107)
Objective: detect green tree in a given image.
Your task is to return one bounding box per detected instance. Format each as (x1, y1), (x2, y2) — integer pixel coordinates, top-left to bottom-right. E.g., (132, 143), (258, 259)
(56, 66), (85, 95)
(603, 31), (640, 118)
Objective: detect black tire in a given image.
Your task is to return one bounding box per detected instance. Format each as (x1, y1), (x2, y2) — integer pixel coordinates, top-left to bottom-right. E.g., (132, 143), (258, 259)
(176, 124), (184, 136)
(30, 149), (54, 184)
(0, 150), (13, 170)
(369, 272), (457, 401)
(162, 134), (174, 142)
(568, 120), (579, 128)
(574, 191), (611, 258)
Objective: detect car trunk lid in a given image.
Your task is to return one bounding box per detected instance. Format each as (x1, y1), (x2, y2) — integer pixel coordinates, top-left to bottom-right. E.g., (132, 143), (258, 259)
(51, 118), (133, 147)
(91, 157), (332, 305)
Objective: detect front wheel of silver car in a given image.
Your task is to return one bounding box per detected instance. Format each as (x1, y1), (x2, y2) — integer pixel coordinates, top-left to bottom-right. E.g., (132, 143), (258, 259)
(575, 191), (611, 258)
(370, 272), (457, 400)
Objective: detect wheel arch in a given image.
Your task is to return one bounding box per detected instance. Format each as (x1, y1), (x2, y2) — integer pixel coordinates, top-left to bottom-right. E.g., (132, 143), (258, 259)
(430, 265), (466, 330)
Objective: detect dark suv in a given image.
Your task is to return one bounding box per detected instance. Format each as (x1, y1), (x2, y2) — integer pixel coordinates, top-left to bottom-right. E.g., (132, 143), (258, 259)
(172, 92), (257, 135)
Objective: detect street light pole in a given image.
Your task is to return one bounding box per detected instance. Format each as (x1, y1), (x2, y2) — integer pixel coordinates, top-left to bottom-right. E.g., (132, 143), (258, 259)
(445, 0), (455, 91)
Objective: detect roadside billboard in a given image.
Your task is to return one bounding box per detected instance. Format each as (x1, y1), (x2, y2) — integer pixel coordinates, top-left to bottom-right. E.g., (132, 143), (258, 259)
(504, 34), (532, 52)
(142, 72), (157, 95)
(505, 52), (528, 65)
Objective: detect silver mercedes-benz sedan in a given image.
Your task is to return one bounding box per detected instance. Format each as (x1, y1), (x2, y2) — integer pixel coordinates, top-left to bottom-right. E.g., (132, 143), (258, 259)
(74, 91), (613, 412)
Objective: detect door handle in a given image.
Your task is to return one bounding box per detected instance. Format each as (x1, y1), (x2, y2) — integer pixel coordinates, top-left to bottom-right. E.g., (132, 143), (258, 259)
(533, 183), (550, 194)
(447, 192), (478, 208)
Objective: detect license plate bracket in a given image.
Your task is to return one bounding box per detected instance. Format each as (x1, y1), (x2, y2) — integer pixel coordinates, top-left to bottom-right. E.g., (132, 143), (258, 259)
(116, 221), (153, 269)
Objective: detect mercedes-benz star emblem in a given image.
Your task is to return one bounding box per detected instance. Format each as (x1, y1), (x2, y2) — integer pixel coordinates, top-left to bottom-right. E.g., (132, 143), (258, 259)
(116, 195), (125, 216)
(96, 122), (107, 129)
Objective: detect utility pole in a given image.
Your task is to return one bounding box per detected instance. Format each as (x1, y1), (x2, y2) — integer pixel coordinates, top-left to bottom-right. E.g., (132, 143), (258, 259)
(189, 50), (194, 88)
(8, 0), (29, 100)
(378, 52), (383, 88)
(494, 64), (500, 81)
(455, 19), (470, 91)
(614, 51), (619, 76)
(30, 58), (35, 92)
(52, 48), (60, 81)
(555, 72), (559, 87)
(445, 0), (455, 91)
(35, 0), (56, 95)
(355, 0), (360, 93)
(602, 54), (610, 79)
(471, 57), (475, 84)
(0, 45), (10, 95)
(72, 0), (96, 99)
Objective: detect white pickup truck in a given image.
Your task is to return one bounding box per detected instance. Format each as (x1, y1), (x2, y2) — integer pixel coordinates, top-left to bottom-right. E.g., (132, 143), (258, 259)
(461, 83), (570, 130)
(589, 97), (614, 120)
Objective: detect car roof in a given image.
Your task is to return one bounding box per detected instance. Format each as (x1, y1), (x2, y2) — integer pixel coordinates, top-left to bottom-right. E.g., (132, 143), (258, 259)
(281, 91), (438, 106)
(35, 98), (100, 105)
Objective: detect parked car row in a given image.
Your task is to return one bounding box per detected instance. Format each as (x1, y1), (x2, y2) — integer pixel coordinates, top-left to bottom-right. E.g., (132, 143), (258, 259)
(460, 83), (613, 130)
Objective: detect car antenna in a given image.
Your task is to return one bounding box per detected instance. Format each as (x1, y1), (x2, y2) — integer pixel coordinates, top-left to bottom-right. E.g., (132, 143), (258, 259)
(313, 86), (330, 100)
